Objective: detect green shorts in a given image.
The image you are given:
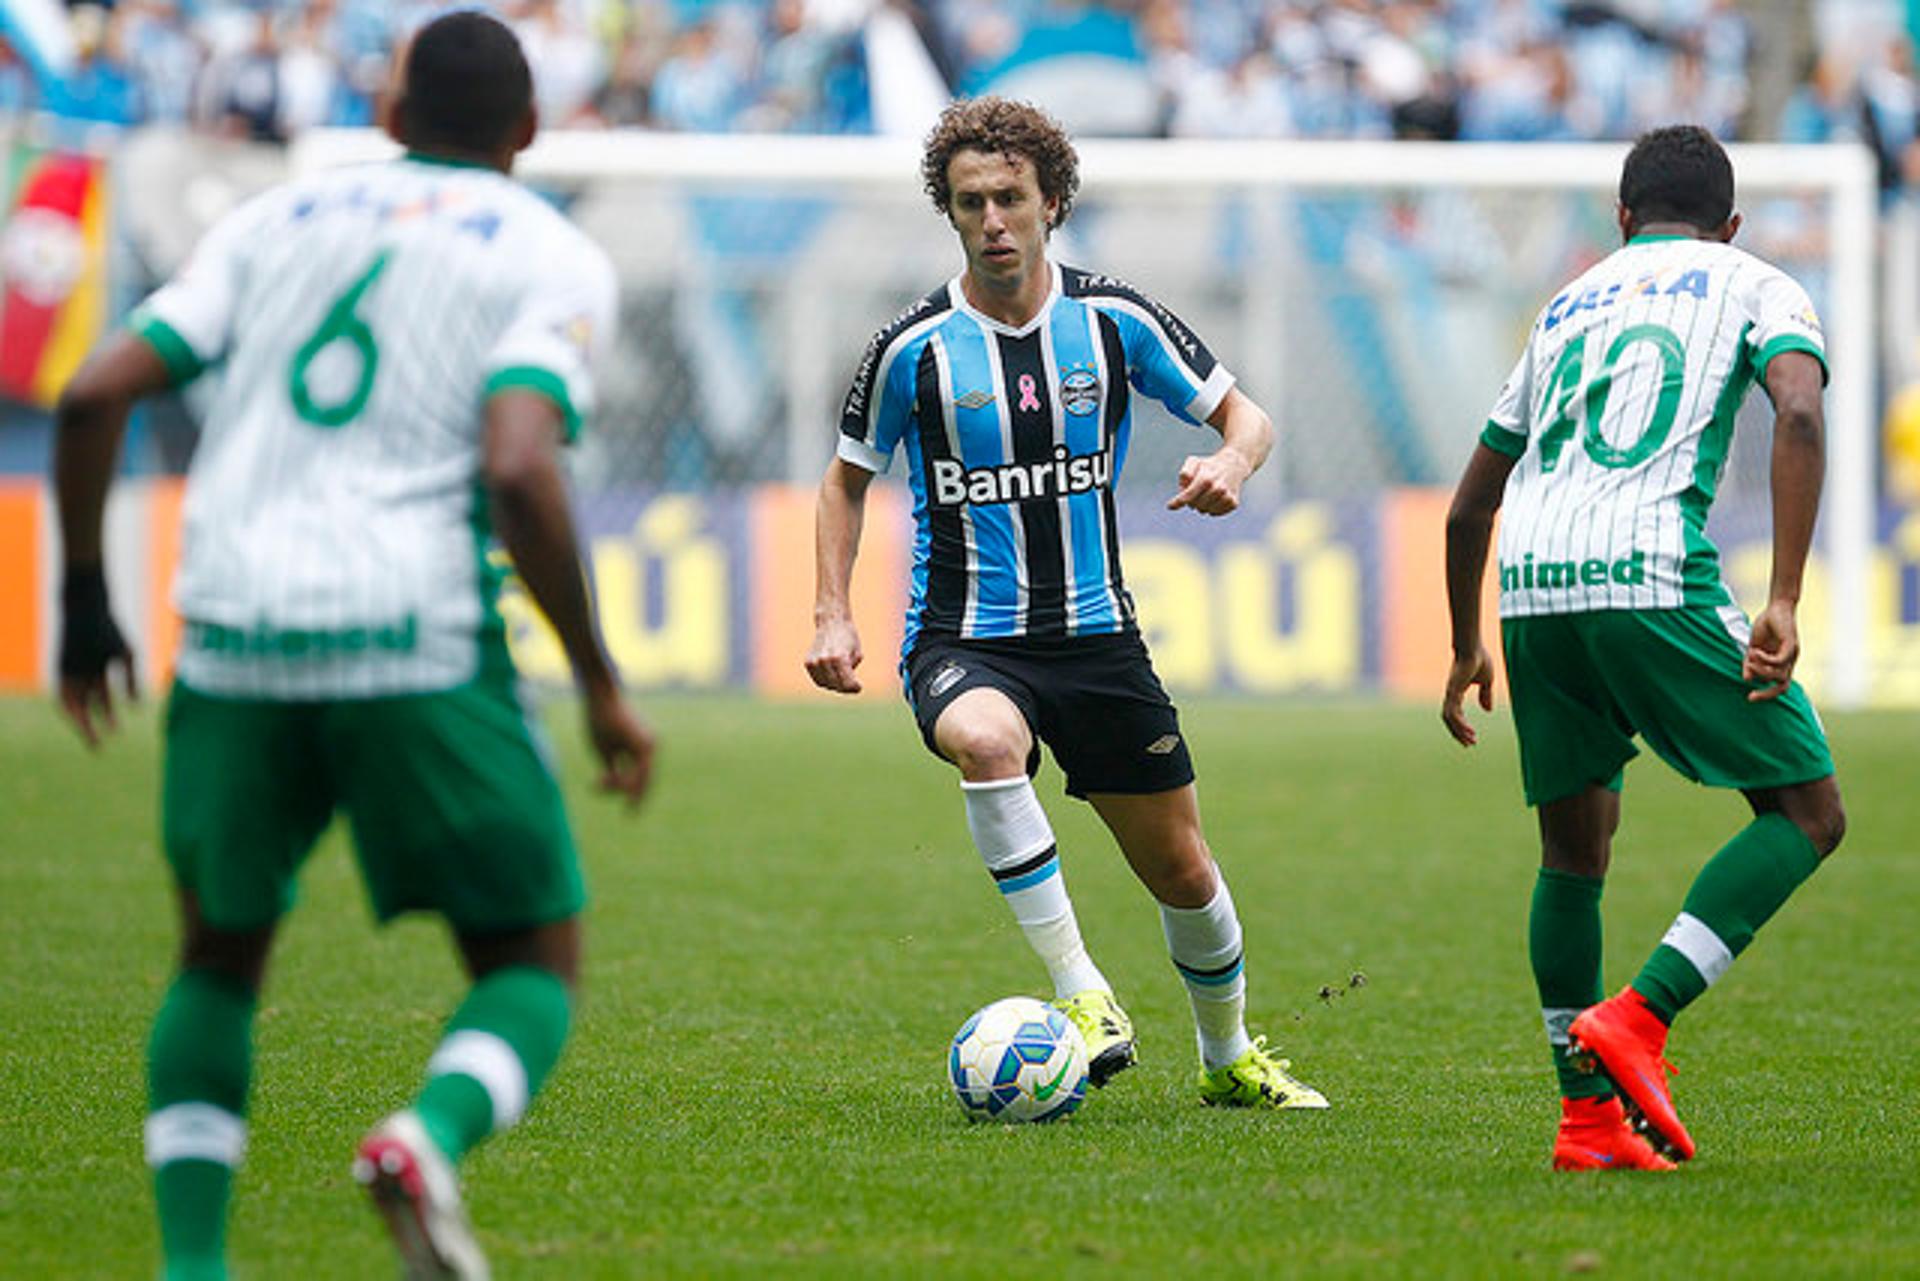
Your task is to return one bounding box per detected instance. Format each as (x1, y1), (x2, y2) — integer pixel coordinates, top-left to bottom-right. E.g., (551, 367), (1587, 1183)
(1501, 605), (1834, 808)
(163, 676), (584, 933)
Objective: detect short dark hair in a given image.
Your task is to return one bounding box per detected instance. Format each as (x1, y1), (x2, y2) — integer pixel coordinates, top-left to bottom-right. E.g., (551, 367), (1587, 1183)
(399, 11), (533, 155)
(921, 97), (1080, 228)
(1619, 125), (1734, 231)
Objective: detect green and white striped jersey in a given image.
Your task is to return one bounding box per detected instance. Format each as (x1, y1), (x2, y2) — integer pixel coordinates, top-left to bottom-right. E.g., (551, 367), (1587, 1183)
(133, 154), (616, 698)
(1481, 234), (1826, 617)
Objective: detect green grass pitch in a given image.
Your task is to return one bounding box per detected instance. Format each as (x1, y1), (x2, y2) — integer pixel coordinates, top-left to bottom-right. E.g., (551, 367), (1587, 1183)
(2, 694), (1916, 1277)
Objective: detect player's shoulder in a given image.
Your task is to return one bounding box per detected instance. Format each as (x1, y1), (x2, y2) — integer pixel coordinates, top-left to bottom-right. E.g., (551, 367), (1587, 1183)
(1061, 263), (1212, 366)
(1061, 265), (1186, 323)
(1061, 264), (1193, 336)
(863, 282), (956, 360)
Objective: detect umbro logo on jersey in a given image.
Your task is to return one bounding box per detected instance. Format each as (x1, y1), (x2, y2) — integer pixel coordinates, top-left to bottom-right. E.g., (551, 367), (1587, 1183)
(928, 663), (967, 699)
(955, 389), (995, 410)
(1145, 734), (1181, 756)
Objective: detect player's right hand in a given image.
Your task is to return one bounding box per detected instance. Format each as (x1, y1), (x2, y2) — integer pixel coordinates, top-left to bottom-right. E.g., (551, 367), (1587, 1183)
(585, 688), (655, 807)
(57, 566), (139, 749)
(805, 617), (864, 694)
(1441, 645), (1495, 747)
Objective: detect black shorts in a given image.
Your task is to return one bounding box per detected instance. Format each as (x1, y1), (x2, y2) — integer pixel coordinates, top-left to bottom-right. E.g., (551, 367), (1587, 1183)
(903, 630), (1195, 799)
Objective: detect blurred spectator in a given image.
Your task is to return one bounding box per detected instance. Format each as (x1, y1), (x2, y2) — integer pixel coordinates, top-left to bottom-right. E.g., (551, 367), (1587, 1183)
(120, 1), (200, 125)
(0, 38), (33, 116)
(1780, 48), (1867, 144)
(651, 19), (747, 132)
(196, 9), (285, 142)
(743, 0), (838, 131)
(0, 0), (1903, 162)
(513, 0), (605, 127)
(39, 6), (138, 127)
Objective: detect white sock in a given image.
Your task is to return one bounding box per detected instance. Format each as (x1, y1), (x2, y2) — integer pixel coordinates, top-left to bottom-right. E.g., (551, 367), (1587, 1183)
(1161, 876), (1252, 1070)
(962, 777), (1107, 998)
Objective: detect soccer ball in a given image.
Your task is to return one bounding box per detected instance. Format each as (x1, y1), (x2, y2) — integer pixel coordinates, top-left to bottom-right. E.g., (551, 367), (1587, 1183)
(947, 996), (1089, 1123)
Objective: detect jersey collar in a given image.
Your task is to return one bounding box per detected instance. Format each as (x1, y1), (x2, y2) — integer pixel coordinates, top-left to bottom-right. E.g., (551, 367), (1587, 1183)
(402, 149), (495, 171)
(949, 261), (1062, 337)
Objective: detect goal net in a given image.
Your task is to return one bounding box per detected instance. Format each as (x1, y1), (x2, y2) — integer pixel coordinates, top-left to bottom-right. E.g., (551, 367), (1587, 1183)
(291, 131), (1878, 706)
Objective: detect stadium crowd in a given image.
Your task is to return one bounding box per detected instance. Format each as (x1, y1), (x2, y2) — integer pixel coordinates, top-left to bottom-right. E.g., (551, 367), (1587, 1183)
(1, 1), (1916, 165)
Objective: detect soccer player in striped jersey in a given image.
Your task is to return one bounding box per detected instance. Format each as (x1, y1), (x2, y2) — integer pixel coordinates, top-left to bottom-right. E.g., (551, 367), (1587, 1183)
(1443, 126), (1847, 1170)
(808, 97), (1328, 1112)
(53, 14), (653, 1277)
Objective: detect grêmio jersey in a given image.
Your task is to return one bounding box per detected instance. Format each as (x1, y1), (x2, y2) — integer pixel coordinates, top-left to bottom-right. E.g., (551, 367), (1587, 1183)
(131, 153), (616, 699)
(1482, 234), (1826, 618)
(838, 262), (1234, 656)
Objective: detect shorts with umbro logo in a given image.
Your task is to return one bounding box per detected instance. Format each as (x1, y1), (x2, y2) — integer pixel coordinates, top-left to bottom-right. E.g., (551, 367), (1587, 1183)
(904, 629), (1195, 798)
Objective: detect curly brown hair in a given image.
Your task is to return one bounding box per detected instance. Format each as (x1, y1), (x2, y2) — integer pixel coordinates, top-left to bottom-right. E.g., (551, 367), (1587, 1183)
(921, 97), (1080, 229)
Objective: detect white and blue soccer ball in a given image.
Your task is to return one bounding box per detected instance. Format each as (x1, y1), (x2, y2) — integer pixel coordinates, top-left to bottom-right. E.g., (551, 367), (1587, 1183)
(947, 996), (1089, 1123)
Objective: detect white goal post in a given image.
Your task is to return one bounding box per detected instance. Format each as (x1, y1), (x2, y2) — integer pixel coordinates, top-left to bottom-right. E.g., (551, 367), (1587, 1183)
(291, 131), (1879, 707)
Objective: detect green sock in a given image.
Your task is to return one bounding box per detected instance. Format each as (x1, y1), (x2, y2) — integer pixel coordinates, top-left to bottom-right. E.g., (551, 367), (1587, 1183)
(414, 965), (571, 1164)
(1633, 813), (1821, 1023)
(1529, 868), (1611, 1100)
(146, 970), (255, 1279)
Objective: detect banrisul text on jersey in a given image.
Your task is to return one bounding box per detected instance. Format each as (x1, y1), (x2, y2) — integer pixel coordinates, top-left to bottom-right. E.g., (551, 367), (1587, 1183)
(837, 263), (1235, 654)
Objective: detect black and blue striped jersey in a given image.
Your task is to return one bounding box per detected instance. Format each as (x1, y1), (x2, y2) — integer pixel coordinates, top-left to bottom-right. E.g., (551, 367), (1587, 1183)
(838, 263), (1235, 656)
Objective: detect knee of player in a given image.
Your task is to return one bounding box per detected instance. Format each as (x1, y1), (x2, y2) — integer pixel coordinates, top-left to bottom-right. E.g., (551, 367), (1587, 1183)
(1158, 858), (1219, 907)
(1805, 793), (1847, 858)
(943, 723), (1030, 779)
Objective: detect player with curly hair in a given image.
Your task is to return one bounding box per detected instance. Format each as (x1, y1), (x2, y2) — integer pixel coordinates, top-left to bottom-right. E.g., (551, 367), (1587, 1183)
(808, 96), (1328, 1112)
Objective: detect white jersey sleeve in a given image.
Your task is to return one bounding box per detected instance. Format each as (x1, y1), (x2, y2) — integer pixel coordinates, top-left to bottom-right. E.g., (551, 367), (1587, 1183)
(482, 234), (618, 441)
(129, 192), (278, 385)
(1740, 263), (1827, 382)
(1481, 344), (1533, 457)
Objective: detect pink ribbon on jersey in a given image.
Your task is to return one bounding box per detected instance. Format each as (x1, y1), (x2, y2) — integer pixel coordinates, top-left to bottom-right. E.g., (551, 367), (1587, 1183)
(1017, 373), (1040, 412)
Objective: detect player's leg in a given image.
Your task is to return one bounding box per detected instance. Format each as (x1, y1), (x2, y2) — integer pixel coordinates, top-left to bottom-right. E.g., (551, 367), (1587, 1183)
(146, 896), (278, 1281)
(1533, 787), (1616, 1110)
(150, 687), (331, 1279)
(1533, 789), (1672, 1170)
(911, 650), (1114, 1001)
(355, 921), (577, 1281)
(1569, 606), (1841, 1160)
(406, 919), (580, 1168)
(331, 679), (587, 1280)
(1501, 615), (1672, 1167)
(1629, 773), (1844, 1025)
(1089, 787), (1327, 1109)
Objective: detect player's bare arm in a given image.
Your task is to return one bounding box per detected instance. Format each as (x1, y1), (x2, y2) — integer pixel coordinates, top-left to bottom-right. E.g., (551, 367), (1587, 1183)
(1169, 386), (1272, 515)
(51, 333), (173, 747)
(1746, 349), (1826, 702)
(806, 457), (873, 694)
(485, 391), (654, 804)
(1442, 442), (1518, 746)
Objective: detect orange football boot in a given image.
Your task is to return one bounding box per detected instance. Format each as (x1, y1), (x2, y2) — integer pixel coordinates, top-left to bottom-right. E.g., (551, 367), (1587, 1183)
(1553, 1094), (1677, 1171)
(1568, 988), (1695, 1162)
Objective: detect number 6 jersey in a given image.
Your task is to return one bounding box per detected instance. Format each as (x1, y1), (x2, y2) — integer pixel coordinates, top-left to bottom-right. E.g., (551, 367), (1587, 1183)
(1480, 234), (1826, 618)
(132, 154), (617, 698)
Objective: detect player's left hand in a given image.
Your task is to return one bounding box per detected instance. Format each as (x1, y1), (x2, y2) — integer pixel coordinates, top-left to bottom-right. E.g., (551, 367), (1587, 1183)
(1743, 599), (1800, 702)
(57, 565), (138, 749)
(1167, 447), (1252, 516)
(585, 684), (656, 807)
(1441, 645), (1495, 747)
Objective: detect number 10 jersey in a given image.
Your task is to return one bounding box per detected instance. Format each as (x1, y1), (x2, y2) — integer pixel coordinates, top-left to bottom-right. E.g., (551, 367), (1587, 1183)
(1481, 234), (1826, 618)
(132, 154), (616, 699)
